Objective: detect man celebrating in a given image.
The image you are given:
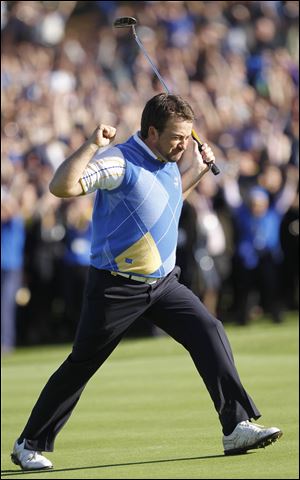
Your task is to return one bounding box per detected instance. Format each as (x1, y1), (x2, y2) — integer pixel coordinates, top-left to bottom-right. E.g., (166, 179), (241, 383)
(11, 94), (282, 470)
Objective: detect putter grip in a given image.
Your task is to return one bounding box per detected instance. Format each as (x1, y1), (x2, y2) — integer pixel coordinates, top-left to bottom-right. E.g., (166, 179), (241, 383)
(208, 161), (220, 176)
(191, 130), (220, 176)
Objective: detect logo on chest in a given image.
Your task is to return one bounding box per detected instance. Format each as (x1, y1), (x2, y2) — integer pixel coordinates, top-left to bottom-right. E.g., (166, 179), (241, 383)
(173, 176), (180, 188)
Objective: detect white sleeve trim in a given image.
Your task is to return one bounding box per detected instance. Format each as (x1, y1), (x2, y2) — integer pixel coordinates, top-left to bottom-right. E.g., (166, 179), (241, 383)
(80, 147), (126, 194)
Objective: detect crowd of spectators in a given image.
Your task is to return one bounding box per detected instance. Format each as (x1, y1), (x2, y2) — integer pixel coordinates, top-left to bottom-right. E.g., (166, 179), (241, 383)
(1, 1), (299, 353)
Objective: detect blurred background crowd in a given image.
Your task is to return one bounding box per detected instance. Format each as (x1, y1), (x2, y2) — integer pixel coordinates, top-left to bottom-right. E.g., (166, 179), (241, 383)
(1, 1), (299, 353)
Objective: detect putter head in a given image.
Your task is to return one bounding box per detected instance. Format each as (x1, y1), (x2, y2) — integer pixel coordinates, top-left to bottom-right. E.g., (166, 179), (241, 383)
(113, 17), (137, 28)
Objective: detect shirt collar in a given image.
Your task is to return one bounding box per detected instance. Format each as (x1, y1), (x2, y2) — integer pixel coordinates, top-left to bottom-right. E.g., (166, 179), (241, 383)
(133, 132), (167, 163)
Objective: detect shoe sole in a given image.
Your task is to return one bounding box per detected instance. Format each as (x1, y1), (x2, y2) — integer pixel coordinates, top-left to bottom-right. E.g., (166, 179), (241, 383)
(224, 430), (283, 456)
(11, 453), (53, 471)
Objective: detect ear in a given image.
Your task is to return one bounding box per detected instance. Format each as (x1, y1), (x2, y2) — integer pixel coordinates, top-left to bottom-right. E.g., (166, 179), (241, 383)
(148, 126), (159, 141)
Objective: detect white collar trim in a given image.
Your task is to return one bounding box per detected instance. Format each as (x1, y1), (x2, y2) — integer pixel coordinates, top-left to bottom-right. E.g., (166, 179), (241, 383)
(133, 132), (157, 160)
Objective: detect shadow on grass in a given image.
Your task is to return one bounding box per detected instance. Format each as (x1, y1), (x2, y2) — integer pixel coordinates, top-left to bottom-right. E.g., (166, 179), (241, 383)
(1, 452), (254, 476)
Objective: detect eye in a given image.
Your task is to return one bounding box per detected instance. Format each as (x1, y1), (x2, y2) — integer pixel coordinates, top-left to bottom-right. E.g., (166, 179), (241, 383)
(173, 136), (184, 141)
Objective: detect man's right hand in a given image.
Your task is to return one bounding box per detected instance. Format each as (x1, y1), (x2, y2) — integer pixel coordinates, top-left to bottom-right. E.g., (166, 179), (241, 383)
(91, 125), (117, 149)
(50, 124), (117, 198)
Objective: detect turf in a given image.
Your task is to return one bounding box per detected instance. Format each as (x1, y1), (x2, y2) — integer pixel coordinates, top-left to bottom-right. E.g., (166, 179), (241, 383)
(1, 313), (299, 479)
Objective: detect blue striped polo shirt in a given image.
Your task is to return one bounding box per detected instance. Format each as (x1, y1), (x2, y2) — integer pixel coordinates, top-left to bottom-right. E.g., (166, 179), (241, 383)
(85, 133), (183, 278)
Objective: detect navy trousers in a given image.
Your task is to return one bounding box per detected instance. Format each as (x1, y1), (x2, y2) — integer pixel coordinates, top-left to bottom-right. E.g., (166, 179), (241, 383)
(21, 266), (260, 451)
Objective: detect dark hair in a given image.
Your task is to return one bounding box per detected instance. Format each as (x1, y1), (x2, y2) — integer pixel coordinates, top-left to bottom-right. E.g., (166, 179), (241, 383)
(140, 93), (194, 139)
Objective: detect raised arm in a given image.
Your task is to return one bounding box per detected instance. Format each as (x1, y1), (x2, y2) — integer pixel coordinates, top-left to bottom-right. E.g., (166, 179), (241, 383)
(49, 124), (116, 198)
(275, 164), (299, 215)
(181, 141), (215, 200)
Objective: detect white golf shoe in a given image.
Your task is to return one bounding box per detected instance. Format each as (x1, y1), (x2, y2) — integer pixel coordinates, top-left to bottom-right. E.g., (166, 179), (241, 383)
(223, 420), (282, 455)
(11, 439), (53, 470)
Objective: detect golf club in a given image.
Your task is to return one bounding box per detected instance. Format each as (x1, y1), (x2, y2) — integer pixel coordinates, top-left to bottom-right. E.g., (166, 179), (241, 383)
(113, 16), (220, 175)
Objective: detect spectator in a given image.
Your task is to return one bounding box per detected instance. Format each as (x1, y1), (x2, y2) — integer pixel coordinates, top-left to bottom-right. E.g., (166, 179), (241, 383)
(176, 200), (198, 291)
(60, 197), (93, 340)
(222, 164), (299, 324)
(1, 161), (25, 353)
(22, 190), (65, 344)
(188, 175), (231, 317)
(280, 190), (299, 311)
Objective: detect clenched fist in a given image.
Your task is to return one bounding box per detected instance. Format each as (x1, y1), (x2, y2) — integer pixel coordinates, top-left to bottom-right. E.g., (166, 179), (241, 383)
(188, 140), (215, 175)
(91, 125), (117, 148)
(199, 143), (215, 168)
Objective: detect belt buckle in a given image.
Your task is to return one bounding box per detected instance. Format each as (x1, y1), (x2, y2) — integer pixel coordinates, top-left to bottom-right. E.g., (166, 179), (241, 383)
(146, 277), (157, 285)
(111, 271), (157, 284)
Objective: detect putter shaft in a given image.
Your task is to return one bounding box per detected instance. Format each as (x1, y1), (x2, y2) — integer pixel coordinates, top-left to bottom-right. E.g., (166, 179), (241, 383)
(113, 17), (220, 175)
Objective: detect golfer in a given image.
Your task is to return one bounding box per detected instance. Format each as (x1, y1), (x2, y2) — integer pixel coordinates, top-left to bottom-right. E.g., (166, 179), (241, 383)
(11, 94), (282, 470)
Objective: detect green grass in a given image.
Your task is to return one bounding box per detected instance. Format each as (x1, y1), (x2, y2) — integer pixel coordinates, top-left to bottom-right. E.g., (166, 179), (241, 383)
(1, 313), (299, 479)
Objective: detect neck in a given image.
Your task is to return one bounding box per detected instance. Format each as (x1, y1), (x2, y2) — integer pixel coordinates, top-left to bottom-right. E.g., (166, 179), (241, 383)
(142, 136), (168, 163)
